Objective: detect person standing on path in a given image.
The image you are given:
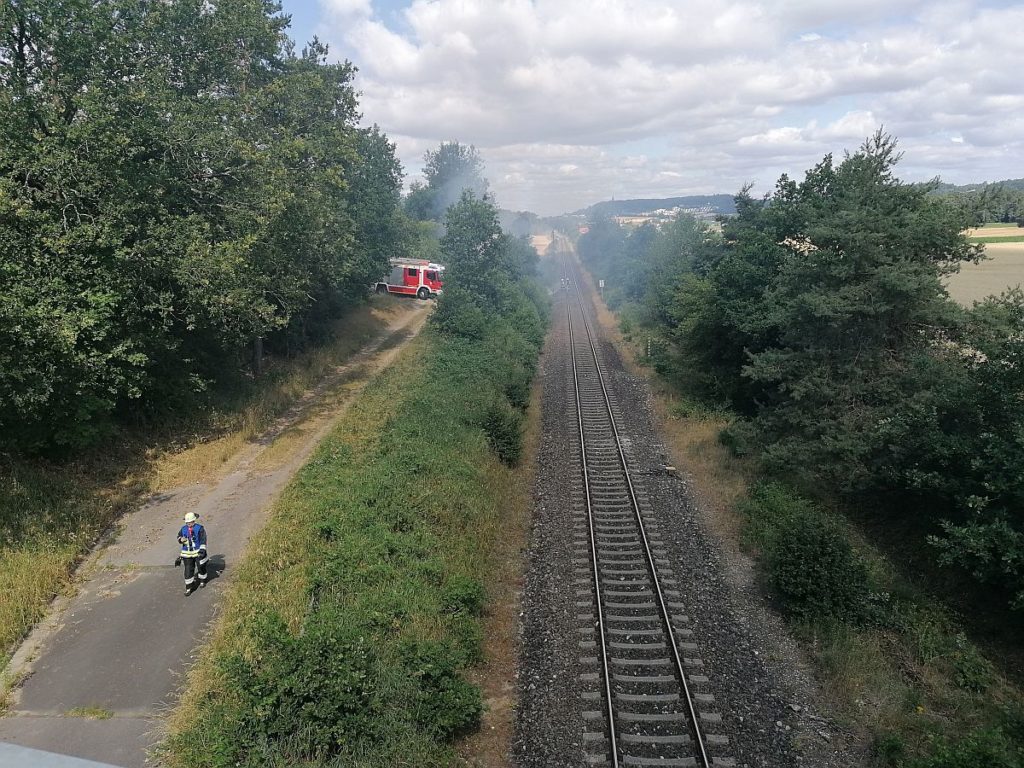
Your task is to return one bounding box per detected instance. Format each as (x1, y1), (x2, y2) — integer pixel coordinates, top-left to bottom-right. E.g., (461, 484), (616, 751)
(177, 512), (209, 595)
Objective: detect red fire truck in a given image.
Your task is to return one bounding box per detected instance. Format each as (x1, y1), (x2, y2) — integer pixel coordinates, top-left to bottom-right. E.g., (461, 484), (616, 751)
(374, 258), (445, 299)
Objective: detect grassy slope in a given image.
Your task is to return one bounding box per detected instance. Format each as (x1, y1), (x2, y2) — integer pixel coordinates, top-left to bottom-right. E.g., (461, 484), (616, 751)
(161, 328), (540, 766)
(0, 298), (402, 673)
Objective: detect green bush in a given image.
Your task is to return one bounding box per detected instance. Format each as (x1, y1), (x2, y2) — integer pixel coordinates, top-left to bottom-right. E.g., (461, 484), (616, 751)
(741, 483), (870, 621)
(221, 612), (383, 757)
(431, 286), (489, 341)
(738, 482), (819, 552)
(767, 511), (870, 621)
(670, 397), (732, 422)
(401, 640), (483, 740)
(481, 396), (524, 466)
(871, 732), (906, 765)
(719, 419), (758, 457)
(441, 574), (486, 617)
(951, 638), (996, 692)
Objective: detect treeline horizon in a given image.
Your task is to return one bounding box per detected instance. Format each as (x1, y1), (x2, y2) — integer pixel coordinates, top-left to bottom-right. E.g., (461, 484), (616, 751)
(577, 132), (1024, 614)
(1, 0), (412, 454)
(561, 176), (1024, 226)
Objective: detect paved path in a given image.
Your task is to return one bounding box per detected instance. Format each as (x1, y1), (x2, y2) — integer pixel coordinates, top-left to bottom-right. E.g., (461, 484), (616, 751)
(0, 302), (430, 767)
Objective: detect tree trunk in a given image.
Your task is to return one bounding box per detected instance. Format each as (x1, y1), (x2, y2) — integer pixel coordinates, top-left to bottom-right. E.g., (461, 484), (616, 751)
(253, 335), (263, 377)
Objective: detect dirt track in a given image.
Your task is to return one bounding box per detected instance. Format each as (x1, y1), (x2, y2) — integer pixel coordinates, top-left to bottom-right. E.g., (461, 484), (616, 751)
(0, 300), (430, 768)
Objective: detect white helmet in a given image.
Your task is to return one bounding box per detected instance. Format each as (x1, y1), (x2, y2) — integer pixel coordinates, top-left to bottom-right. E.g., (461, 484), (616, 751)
(183, 512), (198, 524)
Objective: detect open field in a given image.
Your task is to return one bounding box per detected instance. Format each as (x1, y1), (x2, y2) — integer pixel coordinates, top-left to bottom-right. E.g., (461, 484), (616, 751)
(946, 240), (1024, 305)
(966, 225), (1024, 243)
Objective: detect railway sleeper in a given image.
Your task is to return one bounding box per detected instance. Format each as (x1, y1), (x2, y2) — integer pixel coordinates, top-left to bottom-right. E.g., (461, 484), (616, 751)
(611, 657), (672, 667)
(612, 673), (677, 684)
(607, 627), (665, 637)
(605, 613), (662, 623)
(616, 691), (680, 703)
(620, 733), (692, 745)
(608, 641), (667, 651)
(616, 710), (688, 723)
(621, 756), (697, 768)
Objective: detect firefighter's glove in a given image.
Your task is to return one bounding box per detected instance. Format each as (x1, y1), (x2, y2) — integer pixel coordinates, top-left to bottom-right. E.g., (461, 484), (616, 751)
(174, 556), (182, 568)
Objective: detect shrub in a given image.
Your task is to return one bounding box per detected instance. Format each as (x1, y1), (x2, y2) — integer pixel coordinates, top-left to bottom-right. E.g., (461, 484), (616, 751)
(718, 418), (758, 457)
(951, 638), (996, 692)
(767, 511), (870, 621)
(871, 732), (906, 765)
(220, 612), (383, 759)
(741, 483), (870, 621)
(738, 482), (819, 552)
(481, 396), (524, 466)
(431, 286), (489, 341)
(400, 640), (483, 740)
(441, 574), (486, 617)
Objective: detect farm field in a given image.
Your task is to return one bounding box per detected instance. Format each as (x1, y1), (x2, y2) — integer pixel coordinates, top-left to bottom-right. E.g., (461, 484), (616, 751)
(947, 228), (1024, 305)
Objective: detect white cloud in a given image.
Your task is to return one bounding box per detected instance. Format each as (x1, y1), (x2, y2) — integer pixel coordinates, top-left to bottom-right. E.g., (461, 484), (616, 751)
(306, 0), (1024, 214)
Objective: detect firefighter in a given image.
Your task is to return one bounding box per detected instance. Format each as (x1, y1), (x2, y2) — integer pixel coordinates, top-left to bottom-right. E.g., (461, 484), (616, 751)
(177, 511), (208, 595)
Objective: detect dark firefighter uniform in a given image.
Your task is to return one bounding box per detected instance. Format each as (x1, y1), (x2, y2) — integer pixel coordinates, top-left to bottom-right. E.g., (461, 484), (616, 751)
(178, 516), (208, 594)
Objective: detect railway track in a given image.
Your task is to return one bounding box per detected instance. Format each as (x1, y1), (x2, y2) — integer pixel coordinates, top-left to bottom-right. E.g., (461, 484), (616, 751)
(562, 257), (733, 768)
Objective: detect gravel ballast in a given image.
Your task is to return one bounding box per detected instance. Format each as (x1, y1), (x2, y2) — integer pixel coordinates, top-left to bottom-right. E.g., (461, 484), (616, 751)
(514, 277), (863, 768)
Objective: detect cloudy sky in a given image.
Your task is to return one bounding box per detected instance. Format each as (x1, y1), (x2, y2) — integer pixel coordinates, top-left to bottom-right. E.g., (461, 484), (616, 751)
(281, 0), (1024, 215)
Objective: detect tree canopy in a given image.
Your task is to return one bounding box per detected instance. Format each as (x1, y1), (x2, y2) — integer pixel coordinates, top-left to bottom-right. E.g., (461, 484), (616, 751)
(576, 133), (1024, 610)
(0, 0), (405, 452)
(404, 141), (488, 222)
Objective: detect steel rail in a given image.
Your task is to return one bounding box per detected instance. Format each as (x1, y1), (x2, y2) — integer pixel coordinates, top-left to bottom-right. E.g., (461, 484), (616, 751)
(566, 263), (621, 768)
(563, 253), (712, 768)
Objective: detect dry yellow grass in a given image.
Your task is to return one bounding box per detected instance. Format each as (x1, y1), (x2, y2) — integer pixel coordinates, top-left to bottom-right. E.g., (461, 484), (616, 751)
(152, 297), (407, 489)
(0, 296), (413, 672)
(946, 241), (1024, 305)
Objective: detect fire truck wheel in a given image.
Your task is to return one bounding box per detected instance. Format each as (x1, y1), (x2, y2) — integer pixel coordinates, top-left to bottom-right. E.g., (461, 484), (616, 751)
(376, 284), (387, 294)
(417, 287), (430, 300)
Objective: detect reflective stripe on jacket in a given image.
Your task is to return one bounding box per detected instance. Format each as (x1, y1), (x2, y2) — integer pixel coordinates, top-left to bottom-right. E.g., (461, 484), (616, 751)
(178, 523), (207, 558)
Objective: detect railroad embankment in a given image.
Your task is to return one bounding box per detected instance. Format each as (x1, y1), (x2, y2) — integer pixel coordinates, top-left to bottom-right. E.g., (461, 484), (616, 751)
(579, 262), (1024, 768)
(161, 238), (548, 764)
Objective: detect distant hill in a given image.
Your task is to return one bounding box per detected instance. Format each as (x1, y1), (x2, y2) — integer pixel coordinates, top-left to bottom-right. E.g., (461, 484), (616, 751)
(933, 178), (1024, 194)
(578, 194), (736, 218)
